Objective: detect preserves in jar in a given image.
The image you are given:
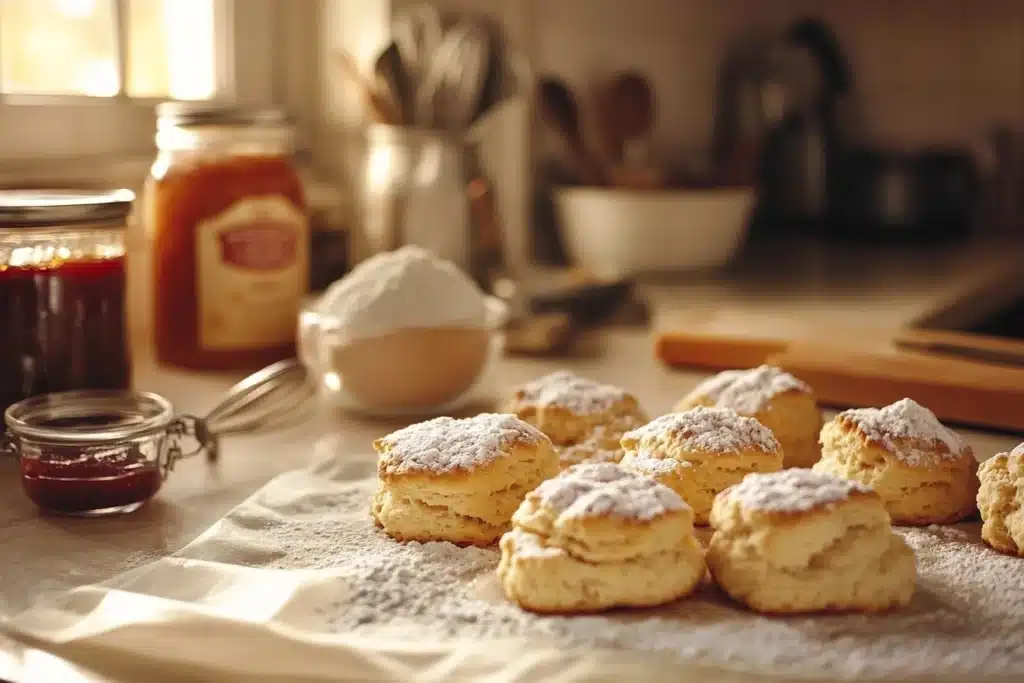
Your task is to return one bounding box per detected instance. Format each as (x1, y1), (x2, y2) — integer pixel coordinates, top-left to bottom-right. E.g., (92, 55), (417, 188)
(0, 190), (134, 417)
(147, 103), (309, 370)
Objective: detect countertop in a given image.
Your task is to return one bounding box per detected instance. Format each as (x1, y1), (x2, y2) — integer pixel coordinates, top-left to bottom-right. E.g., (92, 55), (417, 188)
(2, 238), (1023, 681)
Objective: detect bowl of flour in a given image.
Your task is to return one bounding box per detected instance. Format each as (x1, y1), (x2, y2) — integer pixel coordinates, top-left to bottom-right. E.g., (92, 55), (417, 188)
(299, 246), (507, 415)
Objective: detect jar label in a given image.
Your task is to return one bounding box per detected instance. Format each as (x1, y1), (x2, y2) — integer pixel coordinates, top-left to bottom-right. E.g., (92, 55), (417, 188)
(196, 196), (309, 350)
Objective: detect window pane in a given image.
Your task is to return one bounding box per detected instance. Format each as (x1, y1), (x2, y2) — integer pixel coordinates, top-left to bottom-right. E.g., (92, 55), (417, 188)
(0, 0), (119, 96)
(126, 0), (215, 99)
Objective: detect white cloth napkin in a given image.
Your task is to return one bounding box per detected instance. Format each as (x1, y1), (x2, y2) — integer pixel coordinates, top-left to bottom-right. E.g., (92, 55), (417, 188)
(2, 436), (1023, 683)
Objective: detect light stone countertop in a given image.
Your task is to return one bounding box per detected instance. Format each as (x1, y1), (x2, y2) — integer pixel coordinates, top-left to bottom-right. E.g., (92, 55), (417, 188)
(1, 238), (1022, 681)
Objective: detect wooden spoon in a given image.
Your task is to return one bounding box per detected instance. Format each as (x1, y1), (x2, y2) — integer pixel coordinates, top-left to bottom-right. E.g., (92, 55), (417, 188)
(537, 77), (606, 185)
(333, 49), (402, 125)
(610, 71), (655, 165)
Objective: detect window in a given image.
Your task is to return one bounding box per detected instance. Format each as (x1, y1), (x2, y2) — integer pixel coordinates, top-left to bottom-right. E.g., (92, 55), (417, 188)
(0, 0), (280, 166)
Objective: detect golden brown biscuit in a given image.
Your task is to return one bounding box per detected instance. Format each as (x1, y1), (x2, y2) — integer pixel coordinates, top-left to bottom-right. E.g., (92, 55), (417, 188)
(977, 443), (1024, 556)
(372, 413), (560, 545)
(814, 398), (978, 525)
(707, 468), (916, 614)
(498, 462), (705, 613)
(676, 365), (823, 468)
(619, 407), (783, 525)
(505, 371), (648, 468)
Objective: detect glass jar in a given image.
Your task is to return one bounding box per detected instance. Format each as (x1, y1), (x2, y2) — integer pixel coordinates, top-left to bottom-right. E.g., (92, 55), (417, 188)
(3, 390), (207, 516)
(146, 102), (309, 371)
(0, 189), (135, 417)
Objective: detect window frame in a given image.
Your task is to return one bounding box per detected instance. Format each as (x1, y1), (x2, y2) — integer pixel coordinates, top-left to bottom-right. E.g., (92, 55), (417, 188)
(0, 0), (279, 166)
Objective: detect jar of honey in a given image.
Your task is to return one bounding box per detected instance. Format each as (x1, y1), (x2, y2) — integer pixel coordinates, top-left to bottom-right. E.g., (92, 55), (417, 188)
(0, 189), (135, 418)
(146, 102), (309, 371)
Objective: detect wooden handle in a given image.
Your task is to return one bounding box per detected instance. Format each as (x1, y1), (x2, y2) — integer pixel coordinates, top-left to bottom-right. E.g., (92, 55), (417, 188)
(332, 50), (402, 125)
(768, 344), (1024, 432)
(654, 333), (787, 370)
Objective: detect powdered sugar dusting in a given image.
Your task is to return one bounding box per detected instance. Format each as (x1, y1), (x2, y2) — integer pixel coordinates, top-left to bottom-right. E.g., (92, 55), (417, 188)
(528, 463), (685, 522)
(179, 463), (1024, 681)
(503, 527), (563, 559)
(625, 408), (780, 454)
(689, 365), (811, 414)
(839, 398), (970, 466)
(724, 469), (873, 513)
(376, 414), (546, 475)
(513, 371), (633, 415)
(1011, 443), (1024, 457)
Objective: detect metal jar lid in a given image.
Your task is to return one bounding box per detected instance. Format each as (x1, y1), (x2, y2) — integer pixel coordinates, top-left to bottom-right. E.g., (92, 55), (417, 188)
(0, 189), (135, 229)
(156, 101), (290, 128)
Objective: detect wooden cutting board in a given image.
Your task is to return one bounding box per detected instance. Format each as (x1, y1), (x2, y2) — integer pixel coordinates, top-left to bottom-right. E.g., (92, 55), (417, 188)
(655, 310), (1024, 432)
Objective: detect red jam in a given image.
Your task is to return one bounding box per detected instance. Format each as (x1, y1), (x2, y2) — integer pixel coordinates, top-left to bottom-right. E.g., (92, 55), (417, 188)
(0, 256), (131, 417)
(18, 416), (162, 515)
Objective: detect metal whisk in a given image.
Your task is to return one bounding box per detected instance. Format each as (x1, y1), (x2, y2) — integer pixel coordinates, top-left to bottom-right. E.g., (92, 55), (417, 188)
(190, 359), (319, 463)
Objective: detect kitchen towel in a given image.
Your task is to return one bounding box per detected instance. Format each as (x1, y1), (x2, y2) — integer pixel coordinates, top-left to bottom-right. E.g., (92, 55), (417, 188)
(3, 434), (1024, 683)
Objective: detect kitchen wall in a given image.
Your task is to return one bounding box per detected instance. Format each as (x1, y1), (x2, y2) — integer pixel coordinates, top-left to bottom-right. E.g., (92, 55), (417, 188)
(315, 0), (1024, 260)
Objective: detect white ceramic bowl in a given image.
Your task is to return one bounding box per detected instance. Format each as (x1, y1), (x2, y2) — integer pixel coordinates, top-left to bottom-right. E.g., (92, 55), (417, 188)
(554, 186), (756, 278)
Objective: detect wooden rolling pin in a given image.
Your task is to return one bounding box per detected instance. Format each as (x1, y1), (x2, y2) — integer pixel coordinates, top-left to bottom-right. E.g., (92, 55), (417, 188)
(767, 344), (1024, 432)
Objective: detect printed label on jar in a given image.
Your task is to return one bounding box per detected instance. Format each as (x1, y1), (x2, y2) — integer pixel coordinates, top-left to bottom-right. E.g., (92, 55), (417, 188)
(196, 196), (309, 350)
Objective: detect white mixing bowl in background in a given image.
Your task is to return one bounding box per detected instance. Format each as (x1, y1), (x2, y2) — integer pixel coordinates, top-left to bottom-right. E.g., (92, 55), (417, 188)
(553, 186), (756, 279)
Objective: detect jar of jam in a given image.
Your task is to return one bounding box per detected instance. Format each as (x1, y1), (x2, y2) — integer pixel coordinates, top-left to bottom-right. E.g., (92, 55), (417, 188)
(0, 190), (135, 418)
(2, 359), (312, 517)
(146, 102), (309, 371)
(3, 390), (212, 516)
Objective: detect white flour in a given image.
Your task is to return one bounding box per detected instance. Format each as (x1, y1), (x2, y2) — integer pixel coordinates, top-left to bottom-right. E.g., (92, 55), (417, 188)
(316, 246), (489, 343)
(184, 455), (1024, 682)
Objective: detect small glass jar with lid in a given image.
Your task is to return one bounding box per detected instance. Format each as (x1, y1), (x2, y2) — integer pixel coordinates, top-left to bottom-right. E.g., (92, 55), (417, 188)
(145, 102), (309, 371)
(0, 189), (135, 417)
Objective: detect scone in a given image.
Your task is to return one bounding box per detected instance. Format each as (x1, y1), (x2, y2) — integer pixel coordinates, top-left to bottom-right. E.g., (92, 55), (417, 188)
(977, 443), (1024, 556)
(619, 407), (783, 525)
(498, 462), (705, 613)
(505, 371), (648, 468)
(372, 413), (560, 546)
(814, 398), (979, 525)
(675, 365), (823, 468)
(707, 468), (916, 614)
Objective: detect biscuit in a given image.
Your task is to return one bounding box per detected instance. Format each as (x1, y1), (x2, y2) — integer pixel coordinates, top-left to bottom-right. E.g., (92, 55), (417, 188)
(813, 398), (978, 525)
(977, 443), (1024, 556)
(505, 371), (648, 468)
(498, 462), (705, 613)
(372, 413), (560, 546)
(675, 365), (823, 468)
(619, 407), (783, 525)
(707, 468), (916, 614)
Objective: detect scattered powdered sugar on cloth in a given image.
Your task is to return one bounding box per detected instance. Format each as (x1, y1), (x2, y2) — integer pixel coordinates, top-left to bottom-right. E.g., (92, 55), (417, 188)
(838, 398), (970, 466)
(724, 469), (873, 513)
(689, 365), (811, 414)
(624, 408), (780, 455)
(172, 443), (1024, 681)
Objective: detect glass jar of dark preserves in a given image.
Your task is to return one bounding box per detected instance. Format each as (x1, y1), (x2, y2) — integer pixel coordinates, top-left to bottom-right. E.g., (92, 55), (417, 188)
(0, 190), (135, 418)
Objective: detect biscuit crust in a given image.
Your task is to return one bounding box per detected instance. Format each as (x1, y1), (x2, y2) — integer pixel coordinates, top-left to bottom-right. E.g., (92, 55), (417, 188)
(977, 445), (1024, 556)
(707, 469), (917, 614)
(813, 401), (979, 525)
